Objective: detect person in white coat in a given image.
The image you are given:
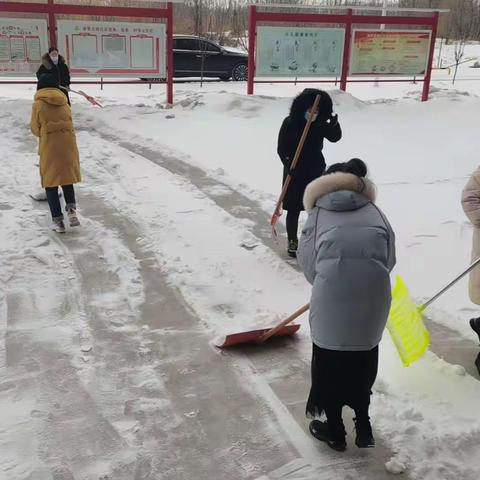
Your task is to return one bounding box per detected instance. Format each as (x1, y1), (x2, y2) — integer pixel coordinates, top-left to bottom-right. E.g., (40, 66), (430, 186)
(461, 166), (480, 373)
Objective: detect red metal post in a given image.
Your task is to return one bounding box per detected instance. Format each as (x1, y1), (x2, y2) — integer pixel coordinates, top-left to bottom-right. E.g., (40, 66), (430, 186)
(166, 2), (174, 105)
(247, 5), (256, 95)
(422, 12), (439, 102)
(340, 9), (353, 92)
(47, 0), (56, 49)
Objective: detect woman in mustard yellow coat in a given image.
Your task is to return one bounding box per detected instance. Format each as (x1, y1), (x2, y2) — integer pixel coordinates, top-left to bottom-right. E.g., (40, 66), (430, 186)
(31, 74), (81, 233)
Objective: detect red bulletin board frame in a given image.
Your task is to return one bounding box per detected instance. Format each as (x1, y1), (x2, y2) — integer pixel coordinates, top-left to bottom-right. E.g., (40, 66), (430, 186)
(247, 5), (440, 101)
(0, 0), (175, 104)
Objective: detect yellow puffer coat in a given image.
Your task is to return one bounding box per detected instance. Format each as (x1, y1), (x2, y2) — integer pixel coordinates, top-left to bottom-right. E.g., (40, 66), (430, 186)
(30, 88), (81, 188)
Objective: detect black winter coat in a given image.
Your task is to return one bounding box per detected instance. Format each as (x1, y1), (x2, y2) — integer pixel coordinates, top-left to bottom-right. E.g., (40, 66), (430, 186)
(277, 116), (342, 211)
(36, 54), (71, 103)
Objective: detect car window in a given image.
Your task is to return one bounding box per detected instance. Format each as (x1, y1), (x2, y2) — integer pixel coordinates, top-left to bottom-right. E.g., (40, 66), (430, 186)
(202, 41), (221, 53)
(174, 39), (200, 51)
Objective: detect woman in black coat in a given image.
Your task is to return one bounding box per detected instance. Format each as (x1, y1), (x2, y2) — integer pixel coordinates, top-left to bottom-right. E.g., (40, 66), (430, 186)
(277, 89), (342, 257)
(36, 48), (71, 105)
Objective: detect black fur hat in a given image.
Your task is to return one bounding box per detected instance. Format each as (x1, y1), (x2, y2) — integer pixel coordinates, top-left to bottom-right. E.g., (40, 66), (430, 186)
(289, 88), (334, 123)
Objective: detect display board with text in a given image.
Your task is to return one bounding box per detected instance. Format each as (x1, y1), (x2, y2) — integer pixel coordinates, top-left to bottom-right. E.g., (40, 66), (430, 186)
(256, 26), (345, 77)
(57, 20), (166, 77)
(350, 30), (431, 76)
(0, 19), (48, 75)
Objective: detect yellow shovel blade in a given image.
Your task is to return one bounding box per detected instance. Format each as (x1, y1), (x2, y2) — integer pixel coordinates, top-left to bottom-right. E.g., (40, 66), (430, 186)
(387, 275), (430, 366)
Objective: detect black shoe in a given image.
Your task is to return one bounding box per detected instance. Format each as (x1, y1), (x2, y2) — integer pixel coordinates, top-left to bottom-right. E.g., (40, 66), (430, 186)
(287, 239), (298, 258)
(309, 420), (346, 452)
(354, 418), (375, 448)
(470, 318), (480, 343)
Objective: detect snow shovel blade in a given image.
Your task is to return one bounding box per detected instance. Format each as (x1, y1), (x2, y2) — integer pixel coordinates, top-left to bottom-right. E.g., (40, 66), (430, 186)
(270, 209), (281, 227)
(270, 213), (280, 238)
(387, 275), (430, 366)
(77, 90), (104, 108)
(215, 324), (301, 348)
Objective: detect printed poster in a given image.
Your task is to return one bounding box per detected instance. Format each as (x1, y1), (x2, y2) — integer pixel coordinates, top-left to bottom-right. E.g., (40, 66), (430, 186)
(256, 26), (345, 77)
(350, 30), (431, 76)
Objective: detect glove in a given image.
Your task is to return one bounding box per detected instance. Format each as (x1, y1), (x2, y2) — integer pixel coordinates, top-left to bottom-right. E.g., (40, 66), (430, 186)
(326, 113), (338, 127)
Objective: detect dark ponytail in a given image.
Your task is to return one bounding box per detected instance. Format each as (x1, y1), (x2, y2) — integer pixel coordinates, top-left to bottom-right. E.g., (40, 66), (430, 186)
(325, 158), (368, 178)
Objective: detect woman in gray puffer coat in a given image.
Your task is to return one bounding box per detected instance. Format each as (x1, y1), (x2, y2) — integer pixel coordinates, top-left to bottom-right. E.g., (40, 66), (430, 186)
(297, 158), (396, 452)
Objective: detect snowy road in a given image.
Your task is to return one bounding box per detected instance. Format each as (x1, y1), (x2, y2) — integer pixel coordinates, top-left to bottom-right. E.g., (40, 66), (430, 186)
(2, 82), (480, 480)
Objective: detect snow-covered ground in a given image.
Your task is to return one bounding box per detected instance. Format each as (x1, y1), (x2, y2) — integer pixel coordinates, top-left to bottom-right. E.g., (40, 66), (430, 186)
(1, 43), (480, 479)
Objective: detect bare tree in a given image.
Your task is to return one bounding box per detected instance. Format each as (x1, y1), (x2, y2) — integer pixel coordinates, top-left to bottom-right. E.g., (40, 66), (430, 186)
(453, 40), (466, 83)
(448, 0), (480, 83)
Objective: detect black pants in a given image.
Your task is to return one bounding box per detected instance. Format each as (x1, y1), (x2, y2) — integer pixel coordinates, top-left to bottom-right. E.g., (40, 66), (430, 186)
(286, 210), (301, 242)
(306, 343), (379, 440)
(46, 185), (76, 220)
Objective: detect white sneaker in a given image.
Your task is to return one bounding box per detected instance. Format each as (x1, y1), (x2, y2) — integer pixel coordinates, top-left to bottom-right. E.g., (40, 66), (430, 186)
(51, 219), (66, 233)
(67, 208), (80, 227)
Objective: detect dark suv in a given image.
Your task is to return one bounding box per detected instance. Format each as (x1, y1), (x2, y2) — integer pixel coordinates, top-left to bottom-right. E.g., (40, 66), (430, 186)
(143, 35), (248, 82)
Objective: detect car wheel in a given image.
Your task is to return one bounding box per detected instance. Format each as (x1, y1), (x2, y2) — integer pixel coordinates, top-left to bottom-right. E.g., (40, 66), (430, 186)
(231, 63), (248, 81)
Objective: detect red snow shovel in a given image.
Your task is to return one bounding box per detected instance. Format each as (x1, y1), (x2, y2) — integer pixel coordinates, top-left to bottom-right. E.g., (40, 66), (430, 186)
(270, 94), (321, 237)
(215, 303), (309, 348)
(61, 86), (104, 108)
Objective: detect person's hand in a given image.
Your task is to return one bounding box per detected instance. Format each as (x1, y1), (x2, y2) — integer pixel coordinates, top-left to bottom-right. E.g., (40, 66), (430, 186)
(326, 113), (338, 127)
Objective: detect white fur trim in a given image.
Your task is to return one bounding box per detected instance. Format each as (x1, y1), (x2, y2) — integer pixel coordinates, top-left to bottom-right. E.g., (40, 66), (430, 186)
(303, 172), (377, 211)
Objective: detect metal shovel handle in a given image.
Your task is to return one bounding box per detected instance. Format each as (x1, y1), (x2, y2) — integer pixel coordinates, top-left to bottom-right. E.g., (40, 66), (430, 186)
(422, 257), (480, 310)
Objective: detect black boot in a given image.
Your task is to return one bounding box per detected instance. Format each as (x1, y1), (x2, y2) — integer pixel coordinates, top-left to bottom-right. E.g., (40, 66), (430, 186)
(309, 420), (346, 452)
(287, 239), (298, 258)
(470, 318), (480, 343)
(354, 417), (375, 448)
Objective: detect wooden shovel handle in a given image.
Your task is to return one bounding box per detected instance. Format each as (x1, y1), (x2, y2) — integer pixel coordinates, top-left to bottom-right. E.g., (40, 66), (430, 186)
(258, 303), (310, 343)
(272, 94), (321, 219)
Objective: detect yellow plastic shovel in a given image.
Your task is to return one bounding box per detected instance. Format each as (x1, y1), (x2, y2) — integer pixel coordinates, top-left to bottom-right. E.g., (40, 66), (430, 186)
(388, 258), (480, 366)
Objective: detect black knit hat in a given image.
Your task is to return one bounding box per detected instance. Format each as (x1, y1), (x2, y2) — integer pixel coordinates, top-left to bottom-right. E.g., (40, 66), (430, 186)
(37, 73), (59, 90)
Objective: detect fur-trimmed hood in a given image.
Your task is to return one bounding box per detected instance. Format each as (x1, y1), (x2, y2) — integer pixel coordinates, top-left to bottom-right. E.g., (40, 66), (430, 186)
(289, 88), (333, 124)
(303, 172), (377, 211)
(41, 53), (65, 70)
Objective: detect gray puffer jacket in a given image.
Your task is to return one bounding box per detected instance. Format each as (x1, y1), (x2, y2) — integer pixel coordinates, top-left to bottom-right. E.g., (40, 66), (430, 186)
(297, 172), (396, 351)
